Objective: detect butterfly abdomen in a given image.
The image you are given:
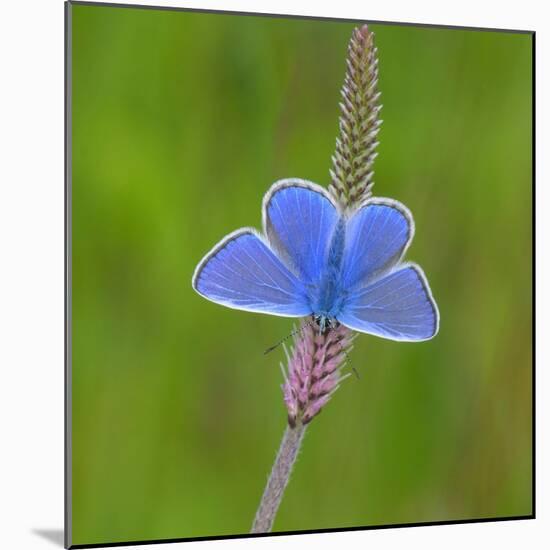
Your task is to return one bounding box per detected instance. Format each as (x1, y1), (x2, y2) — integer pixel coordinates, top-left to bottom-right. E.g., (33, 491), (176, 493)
(327, 218), (346, 271)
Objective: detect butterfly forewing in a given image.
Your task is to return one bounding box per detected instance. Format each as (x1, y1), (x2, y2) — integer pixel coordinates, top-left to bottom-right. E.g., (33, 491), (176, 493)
(192, 230), (311, 317)
(337, 264), (439, 341)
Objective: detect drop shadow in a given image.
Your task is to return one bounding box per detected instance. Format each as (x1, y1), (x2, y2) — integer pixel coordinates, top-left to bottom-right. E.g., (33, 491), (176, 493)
(33, 529), (64, 547)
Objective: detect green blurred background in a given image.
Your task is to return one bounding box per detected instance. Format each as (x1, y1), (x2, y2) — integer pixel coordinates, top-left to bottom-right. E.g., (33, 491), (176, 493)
(70, 3), (532, 546)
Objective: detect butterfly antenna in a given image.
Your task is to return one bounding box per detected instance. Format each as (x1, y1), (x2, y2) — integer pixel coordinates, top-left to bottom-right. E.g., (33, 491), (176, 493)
(263, 320), (314, 355)
(335, 335), (360, 380)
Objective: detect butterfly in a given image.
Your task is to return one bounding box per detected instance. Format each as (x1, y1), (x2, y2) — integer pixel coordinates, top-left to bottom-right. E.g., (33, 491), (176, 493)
(192, 178), (439, 341)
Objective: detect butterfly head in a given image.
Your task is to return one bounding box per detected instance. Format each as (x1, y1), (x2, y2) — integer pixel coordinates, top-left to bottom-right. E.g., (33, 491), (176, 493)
(313, 314), (340, 335)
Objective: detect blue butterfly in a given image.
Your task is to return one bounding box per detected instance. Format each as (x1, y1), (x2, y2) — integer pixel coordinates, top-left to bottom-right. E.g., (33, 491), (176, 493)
(192, 179), (439, 341)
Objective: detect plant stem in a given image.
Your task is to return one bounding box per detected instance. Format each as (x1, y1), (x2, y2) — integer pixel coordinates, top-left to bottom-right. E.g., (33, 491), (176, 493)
(250, 423), (307, 533)
(251, 24), (379, 534)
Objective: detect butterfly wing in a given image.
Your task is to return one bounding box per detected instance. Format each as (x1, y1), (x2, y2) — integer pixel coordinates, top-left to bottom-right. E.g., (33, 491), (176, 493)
(263, 179), (339, 284)
(192, 229), (311, 317)
(341, 198), (413, 291)
(337, 264), (439, 341)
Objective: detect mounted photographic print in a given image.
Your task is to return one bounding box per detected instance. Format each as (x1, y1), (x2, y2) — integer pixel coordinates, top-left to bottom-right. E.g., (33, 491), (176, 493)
(65, 1), (534, 547)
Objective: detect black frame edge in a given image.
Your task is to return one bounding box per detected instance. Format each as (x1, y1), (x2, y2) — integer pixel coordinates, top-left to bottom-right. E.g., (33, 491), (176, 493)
(67, 0), (534, 34)
(64, 1), (73, 548)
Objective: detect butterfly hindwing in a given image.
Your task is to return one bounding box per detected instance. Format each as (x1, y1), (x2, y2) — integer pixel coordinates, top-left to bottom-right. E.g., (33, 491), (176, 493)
(263, 179), (339, 284)
(192, 229), (311, 317)
(341, 199), (413, 291)
(337, 264), (439, 341)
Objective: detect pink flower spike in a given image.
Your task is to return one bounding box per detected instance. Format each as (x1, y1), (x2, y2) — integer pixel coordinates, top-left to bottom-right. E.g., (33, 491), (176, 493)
(280, 321), (353, 426)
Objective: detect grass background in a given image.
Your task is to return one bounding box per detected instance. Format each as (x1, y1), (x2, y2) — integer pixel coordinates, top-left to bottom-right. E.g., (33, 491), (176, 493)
(70, 3), (533, 545)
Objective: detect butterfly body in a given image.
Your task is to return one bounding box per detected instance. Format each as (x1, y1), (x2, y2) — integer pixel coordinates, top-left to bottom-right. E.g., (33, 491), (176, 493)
(192, 179), (439, 342)
(308, 217), (346, 323)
